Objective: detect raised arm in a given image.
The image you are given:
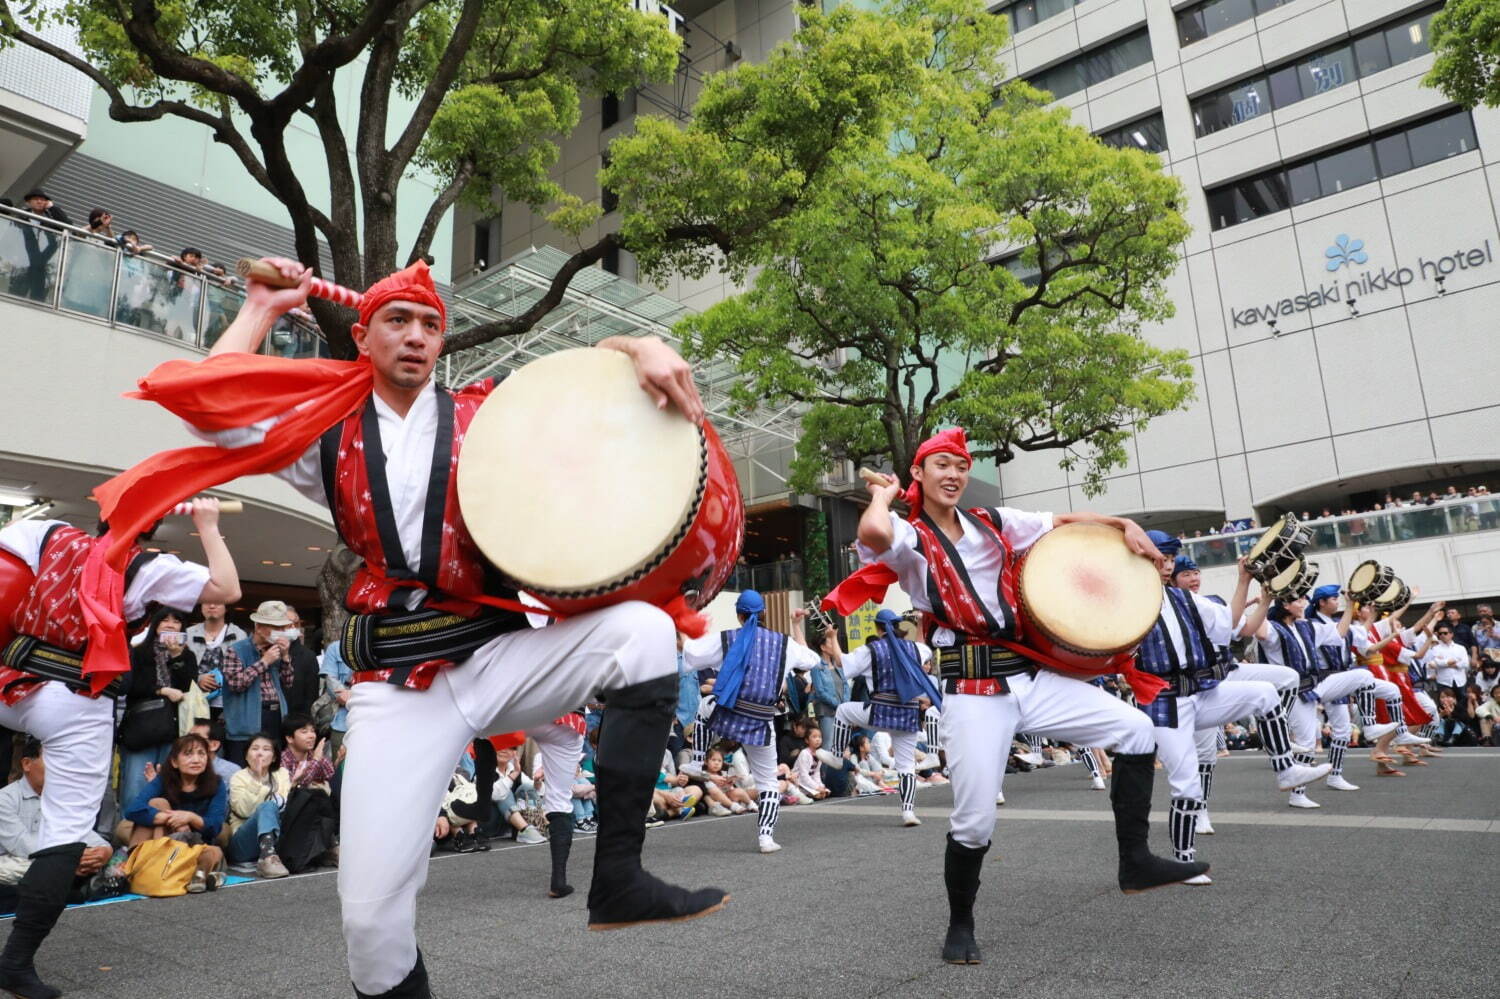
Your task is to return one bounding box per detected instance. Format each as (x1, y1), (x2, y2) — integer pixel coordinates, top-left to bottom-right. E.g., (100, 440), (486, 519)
(1335, 599), (1356, 638)
(1230, 561), (1253, 632)
(191, 499), (241, 605)
(1054, 511), (1165, 569)
(857, 473), (902, 556)
(209, 257), (313, 357)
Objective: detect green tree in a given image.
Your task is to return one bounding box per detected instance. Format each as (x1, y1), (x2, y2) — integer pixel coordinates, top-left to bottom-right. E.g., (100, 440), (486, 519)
(678, 0), (1195, 496)
(1423, 0), (1500, 108)
(0, 1), (922, 357)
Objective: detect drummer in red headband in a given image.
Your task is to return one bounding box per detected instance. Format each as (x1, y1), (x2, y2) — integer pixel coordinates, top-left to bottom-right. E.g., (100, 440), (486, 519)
(828, 427), (1204, 967)
(169, 259), (726, 997)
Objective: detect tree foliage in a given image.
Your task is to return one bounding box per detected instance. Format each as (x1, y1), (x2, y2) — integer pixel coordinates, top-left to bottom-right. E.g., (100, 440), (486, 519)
(677, 0), (1195, 496)
(1424, 0), (1500, 108)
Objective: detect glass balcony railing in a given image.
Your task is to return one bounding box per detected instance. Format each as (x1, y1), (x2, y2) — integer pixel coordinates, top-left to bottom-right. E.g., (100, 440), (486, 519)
(1184, 495), (1500, 569)
(726, 557), (804, 594)
(0, 205), (325, 356)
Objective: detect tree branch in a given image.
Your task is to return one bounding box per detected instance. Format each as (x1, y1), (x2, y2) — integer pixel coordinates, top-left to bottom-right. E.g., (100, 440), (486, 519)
(269, 0), (419, 120)
(385, 0), (486, 187)
(410, 159), (474, 265)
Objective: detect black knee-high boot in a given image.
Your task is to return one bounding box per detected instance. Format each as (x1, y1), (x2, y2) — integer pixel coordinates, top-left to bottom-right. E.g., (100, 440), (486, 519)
(0, 842), (84, 999)
(353, 951), (430, 999)
(1110, 753), (1209, 893)
(547, 812), (575, 899)
(941, 834), (988, 965)
(586, 675), (728, 929)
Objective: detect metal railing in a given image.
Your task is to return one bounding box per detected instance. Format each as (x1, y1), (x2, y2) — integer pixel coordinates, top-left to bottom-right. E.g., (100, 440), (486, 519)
(1184, 495), (1500, 568)
(726, 557), (804, 594)
(0, 204), (325, 357)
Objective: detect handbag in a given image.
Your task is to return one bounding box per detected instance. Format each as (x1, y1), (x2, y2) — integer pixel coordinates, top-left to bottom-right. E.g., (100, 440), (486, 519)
(121, 836), (204, 897)
(118, 697), (180, 751)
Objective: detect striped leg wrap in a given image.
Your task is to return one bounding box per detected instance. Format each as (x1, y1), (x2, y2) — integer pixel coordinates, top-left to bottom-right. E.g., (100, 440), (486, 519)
(898, 772), (917, 813)
(924, 714), (942, 752)
(1292, 751), (1316, 793)
(1197, 761), (1215, 802)
(1328, 738), (1347, 776)
(1278, 686), (1298, 716)
(688, 716), (713, 766)
(1026, 733), (1044, 755)
(1169, 798), (1203, 862)
(1257, 707), (1294, 772)
(1354, 688), (1377, 728)
(1081, 748), (1101, 779)
(756, 790), (780, 839)
(831, 719), (851, 757)
(1383, 696), (1408, 734)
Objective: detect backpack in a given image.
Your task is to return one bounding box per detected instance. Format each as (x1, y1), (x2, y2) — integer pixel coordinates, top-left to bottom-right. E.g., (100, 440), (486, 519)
(122, 837), (204, 897)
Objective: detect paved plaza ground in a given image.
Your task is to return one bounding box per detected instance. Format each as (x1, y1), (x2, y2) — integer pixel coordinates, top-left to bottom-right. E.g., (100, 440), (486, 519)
(21, 748), (1498, 999)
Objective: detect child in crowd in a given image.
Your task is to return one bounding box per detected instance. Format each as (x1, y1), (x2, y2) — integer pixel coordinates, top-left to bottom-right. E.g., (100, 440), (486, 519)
(851, 734), (888, 795)
(696, 748), (754, 816)
(791, 728), (831, 800)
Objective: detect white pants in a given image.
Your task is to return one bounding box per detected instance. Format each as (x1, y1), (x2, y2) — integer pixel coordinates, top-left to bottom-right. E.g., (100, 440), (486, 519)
(527, 721), (585, 815)
(1309, 668), (1379, 741)
(743, 741), (779, 792)
(834, 701), (919, 772)
(0, 682), (113, 850)
(939, 671), (1154, 849)
(339, 601), (675, 994)
(1155, 682), (1277, 799)
(1226, 661), (1299, 691)
(1194, 726), (1219, 765)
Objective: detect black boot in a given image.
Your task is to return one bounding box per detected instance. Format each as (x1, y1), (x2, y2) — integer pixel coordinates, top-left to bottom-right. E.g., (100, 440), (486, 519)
(941, 834), (987, 965)
(0, 842), (84, 999)
(547, 811), (574, 899)
(1111, 753), (1209, 893)
(586, 675), (728, 929)
(353, 950), (431, 999)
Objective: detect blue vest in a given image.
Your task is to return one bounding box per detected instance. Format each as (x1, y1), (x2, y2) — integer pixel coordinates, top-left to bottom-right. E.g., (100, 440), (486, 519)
(868, 637), (923, 733)
(707, 626), (788, 747)
(1264, 619), (1321, 703)
(223, 638), (288, 741)
(1136, 590), (1217, 727)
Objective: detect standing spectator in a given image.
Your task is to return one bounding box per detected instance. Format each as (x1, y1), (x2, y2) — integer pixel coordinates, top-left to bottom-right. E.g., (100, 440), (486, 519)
(809, 629), (849, 751)
(15, 191), (64, 301)
(117, 230), (152, 254)
(1426, 624), (1472, 719)
(119, 608), (198, 815)
(123, 734), (228, 893)
(186, 600), (247, 718)
(86, 209), (114, 240)
(318, 642), (353, 763)
(281, 608), (321, 719)
(225, 734), (290, 878)
(176, 247), (205, 271)
(20, 190), (69, 228)
(223, 601), (296, 766)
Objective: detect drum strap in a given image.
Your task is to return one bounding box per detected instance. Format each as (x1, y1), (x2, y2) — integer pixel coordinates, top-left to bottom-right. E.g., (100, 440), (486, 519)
(935, 645), (1033, 684)
(0, 635), (126, 698)
(341, 606), (520, 690)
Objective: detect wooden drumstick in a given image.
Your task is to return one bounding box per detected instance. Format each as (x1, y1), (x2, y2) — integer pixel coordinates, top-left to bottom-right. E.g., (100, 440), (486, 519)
(235, 258), (364, 309)
(168, 500), (244, 515)
(858, 467), (894, 487)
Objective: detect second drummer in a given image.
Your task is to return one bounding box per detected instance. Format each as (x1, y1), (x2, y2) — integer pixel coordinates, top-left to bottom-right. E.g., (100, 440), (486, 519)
(178, 259), (727, 998)
(827, 427), (1207, 969)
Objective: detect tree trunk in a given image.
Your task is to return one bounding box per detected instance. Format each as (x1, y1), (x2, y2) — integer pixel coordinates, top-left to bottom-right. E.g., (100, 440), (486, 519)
(315, 544), (363, 646)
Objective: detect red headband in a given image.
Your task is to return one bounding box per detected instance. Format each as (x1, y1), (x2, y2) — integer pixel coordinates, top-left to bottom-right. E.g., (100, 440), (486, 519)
(902, 427), (972, 513)
(359, 259), (446, 331)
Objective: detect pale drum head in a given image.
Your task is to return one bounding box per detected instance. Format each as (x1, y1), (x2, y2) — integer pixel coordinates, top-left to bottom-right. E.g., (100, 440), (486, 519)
(1267, 555), (1318, 599)
(1019, 522), (1163, 656)
(1348, 560), (1381, 595)
(457, 348), (705, 595)
(1246, 514), (1293, 563)
(1372, 578), (1409, 610)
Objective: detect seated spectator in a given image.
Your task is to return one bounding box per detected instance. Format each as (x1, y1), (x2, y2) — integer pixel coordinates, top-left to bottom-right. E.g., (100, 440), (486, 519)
(694, 748), (752, 816)
(0, 738), (122, 902)
(124, 734), (228, 893)
(491, 746), (545, 844)
(568, 763), (597, 831)
(189, 717), (240, 783)
(1473, 684), (1500, 746)
(225, 734), (290, 878)
(437, 762), (491, 854)
(651, 746), (702, 821)
(280, 715), (333, 791)
(272, 716), (340, 871)
(1434, 690), (1476, 747)
(791, 728), (831, 801)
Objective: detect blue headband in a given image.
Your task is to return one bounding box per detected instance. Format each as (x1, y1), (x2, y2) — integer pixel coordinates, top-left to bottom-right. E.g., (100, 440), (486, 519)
(875, 609), (902, 627)
(1172, 554), (1198, 575)
(718, 591), (766, 711)
(1311, 584), (1341, 603)
(1146, 530), (1182, 557)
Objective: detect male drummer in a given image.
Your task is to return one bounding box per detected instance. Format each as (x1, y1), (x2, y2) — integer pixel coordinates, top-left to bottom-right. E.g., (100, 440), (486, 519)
(0, 499), (240, 997)
(683, 592), (821, 854)
(1139, 535), (1330, 879)
(826, 608), (939, 827)
(828, 427), (1206, 968)
(183, 259), (726, 998)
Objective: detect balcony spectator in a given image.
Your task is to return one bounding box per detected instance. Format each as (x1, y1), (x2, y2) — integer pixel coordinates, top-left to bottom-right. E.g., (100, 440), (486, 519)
(20, 190), (70, 228)
(117, 230), (153, 255)
(86, 209), (115, 240)
(176, 248), (205, 272)
(123, 734), (228, 893)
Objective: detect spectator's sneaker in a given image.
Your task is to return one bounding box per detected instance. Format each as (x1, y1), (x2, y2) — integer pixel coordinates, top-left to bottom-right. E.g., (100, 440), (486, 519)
(729, 803), (747, 814)
(757, 835), (781, 854)
(186, 871), (208, 894)
(1393, 731), (1431, 746)
(1287, 791), (1320, 809)
(83, 872), (131, 901)
(1324, 774), (1360, 791)
(675, 808), (692, 822)
(707, 802), (733, 817)
(1195, 812), (1215, 836)
(205, 871), (225, 892)
(256, 854), (290, 879)
(1275, 762), (1332, 791)
(645, 816), (665, 829)
(452, 831), (477, 853)
(901, 809), (921, 827)
(1090, 775), (1107, 791)
(1362, 722), (1398, 741)
(1017, 752), (1046, 767)
(471, 831), (491, 852)
(516, 826), (547, 845)
(319, 844), (340, 867)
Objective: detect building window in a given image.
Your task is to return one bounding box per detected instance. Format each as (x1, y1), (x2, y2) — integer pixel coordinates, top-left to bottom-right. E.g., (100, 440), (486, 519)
(472, 219), (491, 271)
(1204, 108), (1477, 230)
(602, 92), (621, 130)
(601, 243), (621, 275)
(999, 0), (1088, 35)
(1096, 112), (1168, 153)
(601, 152), (618, 214)
(1176, 0), (1294, 46)
(1190, 6), (1440, 138)
(1025, 28), (1153, 100)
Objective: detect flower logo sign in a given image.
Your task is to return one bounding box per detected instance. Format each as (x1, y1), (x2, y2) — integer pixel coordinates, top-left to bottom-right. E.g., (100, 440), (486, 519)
(1325, 234), (1368, 272)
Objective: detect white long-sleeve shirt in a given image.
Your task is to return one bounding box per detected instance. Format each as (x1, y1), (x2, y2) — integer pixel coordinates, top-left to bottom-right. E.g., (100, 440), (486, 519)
(839, 640), (932, 683)
(1424, 641), (1471, 688)
(682, 629), (821, 676)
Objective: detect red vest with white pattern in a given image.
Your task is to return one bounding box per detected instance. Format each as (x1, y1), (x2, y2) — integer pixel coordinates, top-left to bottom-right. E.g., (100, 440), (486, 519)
(11, 525), (145, 650)
(319, 383), (517, 616)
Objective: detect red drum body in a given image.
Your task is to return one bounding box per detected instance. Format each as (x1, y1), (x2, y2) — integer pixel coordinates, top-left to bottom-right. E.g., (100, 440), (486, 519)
(1015, 522), (1163, 678)
(0, 550), (33, 652)
(457, 348), (744, 620)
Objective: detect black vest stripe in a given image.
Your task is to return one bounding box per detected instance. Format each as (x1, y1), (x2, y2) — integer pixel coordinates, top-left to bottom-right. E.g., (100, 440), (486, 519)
(358, 398), (416, 580)
(417, 389), (454, 589)
(318, 423), (347, 547)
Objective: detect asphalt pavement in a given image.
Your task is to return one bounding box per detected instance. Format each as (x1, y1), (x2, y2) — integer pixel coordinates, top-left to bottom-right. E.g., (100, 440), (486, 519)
(23, 748), (1498, 999)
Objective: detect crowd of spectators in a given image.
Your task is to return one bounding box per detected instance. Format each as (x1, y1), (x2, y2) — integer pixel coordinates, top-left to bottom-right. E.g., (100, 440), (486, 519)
(1185, 483), (1499, 543)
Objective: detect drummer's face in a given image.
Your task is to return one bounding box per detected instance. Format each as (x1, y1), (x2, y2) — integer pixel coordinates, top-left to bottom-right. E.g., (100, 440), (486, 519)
(914, 454), (969, 509)
(355, 301), (444, 390)
(1173, 569), (1200, 591)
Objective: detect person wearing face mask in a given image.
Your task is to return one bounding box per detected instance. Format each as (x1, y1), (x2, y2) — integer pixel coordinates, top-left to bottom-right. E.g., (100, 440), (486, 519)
(120, 609), (200, 815)
(223, 602), (298, 766)
(279, 607), (321, 719)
